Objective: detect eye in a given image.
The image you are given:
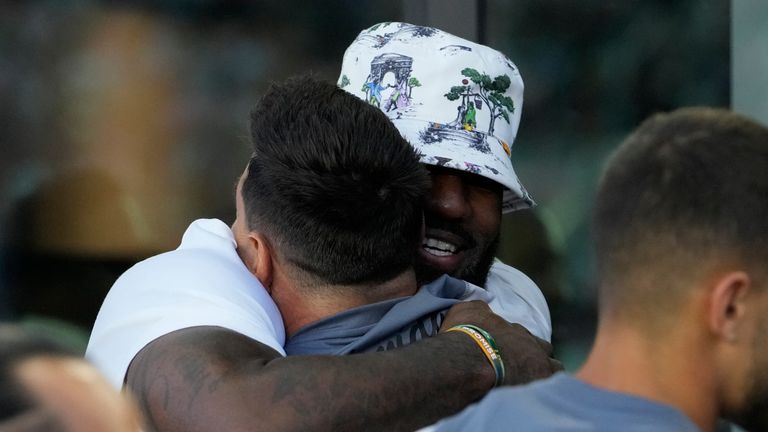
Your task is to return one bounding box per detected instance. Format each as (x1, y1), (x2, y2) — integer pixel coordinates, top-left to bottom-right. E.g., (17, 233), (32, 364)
(464, 173), (503, 198)
(468, 175), (501, 192)
(424, 165), (502, 198)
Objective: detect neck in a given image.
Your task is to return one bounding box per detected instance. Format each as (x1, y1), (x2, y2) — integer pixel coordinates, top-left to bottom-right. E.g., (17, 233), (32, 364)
(274, 269), (419, 337)
(576, 315), (718, 432)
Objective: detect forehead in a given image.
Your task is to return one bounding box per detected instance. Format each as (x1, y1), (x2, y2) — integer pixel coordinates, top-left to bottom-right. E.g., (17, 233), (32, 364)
(424, 164), (504, 191)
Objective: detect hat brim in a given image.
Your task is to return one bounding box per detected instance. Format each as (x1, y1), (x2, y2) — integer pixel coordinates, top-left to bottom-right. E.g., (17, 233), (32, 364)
(391, 118), (535, 213)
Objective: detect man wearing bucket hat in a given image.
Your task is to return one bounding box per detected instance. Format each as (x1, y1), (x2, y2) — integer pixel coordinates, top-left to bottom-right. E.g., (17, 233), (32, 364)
(87, 76), (559, 432)
(338, 22), (550, 342)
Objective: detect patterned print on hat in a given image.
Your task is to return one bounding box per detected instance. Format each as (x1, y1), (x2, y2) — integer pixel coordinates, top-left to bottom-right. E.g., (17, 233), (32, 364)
(338, 22), (533, 213)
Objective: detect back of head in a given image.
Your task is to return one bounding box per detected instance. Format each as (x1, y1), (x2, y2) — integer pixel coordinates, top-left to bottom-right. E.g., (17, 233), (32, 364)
(593, 107), (768, 321)
(245, 76), (430, 286)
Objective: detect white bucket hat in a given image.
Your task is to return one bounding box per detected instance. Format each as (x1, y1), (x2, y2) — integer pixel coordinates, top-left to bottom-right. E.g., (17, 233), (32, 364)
(338, 22), (534, 213)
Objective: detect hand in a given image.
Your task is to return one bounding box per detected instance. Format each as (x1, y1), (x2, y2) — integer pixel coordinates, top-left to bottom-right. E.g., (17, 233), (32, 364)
(440, 300), (562, 386)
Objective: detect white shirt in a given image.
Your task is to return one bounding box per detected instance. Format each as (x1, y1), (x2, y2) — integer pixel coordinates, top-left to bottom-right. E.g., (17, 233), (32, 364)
(486, 259), (552, 342)
(86, 219), (285, 389)
(86, 219), (551, 389)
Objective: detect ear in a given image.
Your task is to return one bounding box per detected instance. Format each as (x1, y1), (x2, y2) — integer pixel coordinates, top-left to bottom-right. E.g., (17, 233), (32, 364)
(708, 271), (751, 342)
(244, 232), (275, 292)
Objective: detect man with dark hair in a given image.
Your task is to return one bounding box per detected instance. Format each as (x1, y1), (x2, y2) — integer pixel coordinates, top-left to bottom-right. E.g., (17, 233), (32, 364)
(0, 324), (140, 431)
(238, 75), (427, 294)
(425, 107), (768, 431)
(235, 76), (453, 350)
(87, 76), (557, 432)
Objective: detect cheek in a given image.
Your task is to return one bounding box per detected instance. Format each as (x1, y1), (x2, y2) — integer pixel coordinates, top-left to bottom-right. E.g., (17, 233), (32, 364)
(469, 191), (502, 237)
(231, 218), (243, 238)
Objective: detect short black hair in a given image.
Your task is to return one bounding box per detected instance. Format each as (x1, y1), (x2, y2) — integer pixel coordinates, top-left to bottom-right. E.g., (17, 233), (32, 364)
(244, 76), (430, 286)
(593, 107), (768, 318)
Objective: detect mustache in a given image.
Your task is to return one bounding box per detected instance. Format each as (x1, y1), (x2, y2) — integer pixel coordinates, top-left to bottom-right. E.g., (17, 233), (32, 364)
(422, 218), (478, 249)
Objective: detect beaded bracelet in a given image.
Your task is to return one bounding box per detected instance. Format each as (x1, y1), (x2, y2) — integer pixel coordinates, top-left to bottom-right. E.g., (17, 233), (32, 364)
(446, 324), (505, 387)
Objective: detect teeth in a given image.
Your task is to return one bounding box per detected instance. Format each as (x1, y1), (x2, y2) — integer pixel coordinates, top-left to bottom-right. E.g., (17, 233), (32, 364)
(426, 248), (452, 257)
(423, 238), (458, 256)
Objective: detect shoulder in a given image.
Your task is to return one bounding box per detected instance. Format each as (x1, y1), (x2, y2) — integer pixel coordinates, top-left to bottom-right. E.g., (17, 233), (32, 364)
(86, 219), (285, 389)
(485, 260), (552, 341)
(426, 375), (566, 432)
(125, 326), (284, 432)
(486, 260), (540, 298)
(427, 374), (701, 432)
(102, 219), (278, 317)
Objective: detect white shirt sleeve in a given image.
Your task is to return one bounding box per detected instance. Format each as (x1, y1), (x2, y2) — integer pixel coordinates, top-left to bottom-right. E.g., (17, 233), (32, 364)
(484, 259), (552, 342)
(86, 219), (285, 389)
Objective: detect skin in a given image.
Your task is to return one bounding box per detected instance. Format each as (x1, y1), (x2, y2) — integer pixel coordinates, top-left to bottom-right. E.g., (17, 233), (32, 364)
(577, 269), (768, 432)
(125, 170), (559, 432)
(127, 302), (557, 432)
(232, 168), (420, 336)
(16, 356), (142, 432)
(417, 165), (503, 287)
(724, 279), (768, 431)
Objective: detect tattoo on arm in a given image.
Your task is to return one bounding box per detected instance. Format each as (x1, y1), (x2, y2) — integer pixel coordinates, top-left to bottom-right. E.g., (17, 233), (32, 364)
(126, 326), (492, 432)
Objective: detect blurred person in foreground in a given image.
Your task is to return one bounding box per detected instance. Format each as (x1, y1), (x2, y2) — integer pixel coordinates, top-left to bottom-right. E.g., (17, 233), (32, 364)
(0, 324), (140, 432)
(423, 107), (768, 432)
(87, 76), (559, 432)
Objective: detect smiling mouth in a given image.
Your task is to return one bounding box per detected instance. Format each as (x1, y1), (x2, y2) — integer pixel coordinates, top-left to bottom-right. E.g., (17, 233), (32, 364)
(422, 237), (460, 257)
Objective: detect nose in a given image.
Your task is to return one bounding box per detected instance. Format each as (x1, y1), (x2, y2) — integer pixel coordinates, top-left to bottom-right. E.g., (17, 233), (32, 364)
(427, 173), (470, 220)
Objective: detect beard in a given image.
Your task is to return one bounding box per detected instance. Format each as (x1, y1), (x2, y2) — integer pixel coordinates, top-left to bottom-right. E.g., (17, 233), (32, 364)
(730, 399), (768, 432)
(727, 365), (768, 431)
(726, 313), (768, 431)
(414, 219), (500, 287)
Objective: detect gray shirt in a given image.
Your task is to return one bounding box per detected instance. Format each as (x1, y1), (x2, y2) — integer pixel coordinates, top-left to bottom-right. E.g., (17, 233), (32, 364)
(285, 275), (474, 355)
(424, 373), (701, 432)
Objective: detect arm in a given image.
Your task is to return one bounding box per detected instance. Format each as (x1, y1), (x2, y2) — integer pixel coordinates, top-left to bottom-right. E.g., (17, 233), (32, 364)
(127, 326), (494, 432)
(127, 301), (559, 432)
(440, 300), (562, 386)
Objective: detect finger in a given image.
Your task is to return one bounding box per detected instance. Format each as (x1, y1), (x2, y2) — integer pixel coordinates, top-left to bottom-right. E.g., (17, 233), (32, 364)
(533, 337), (554, 356)
(549, 358), (564, 373)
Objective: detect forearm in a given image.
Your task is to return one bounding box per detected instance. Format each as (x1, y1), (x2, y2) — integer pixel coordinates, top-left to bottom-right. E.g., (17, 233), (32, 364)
(258, 332), (494, 431)
(129, 327), (493, 432)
